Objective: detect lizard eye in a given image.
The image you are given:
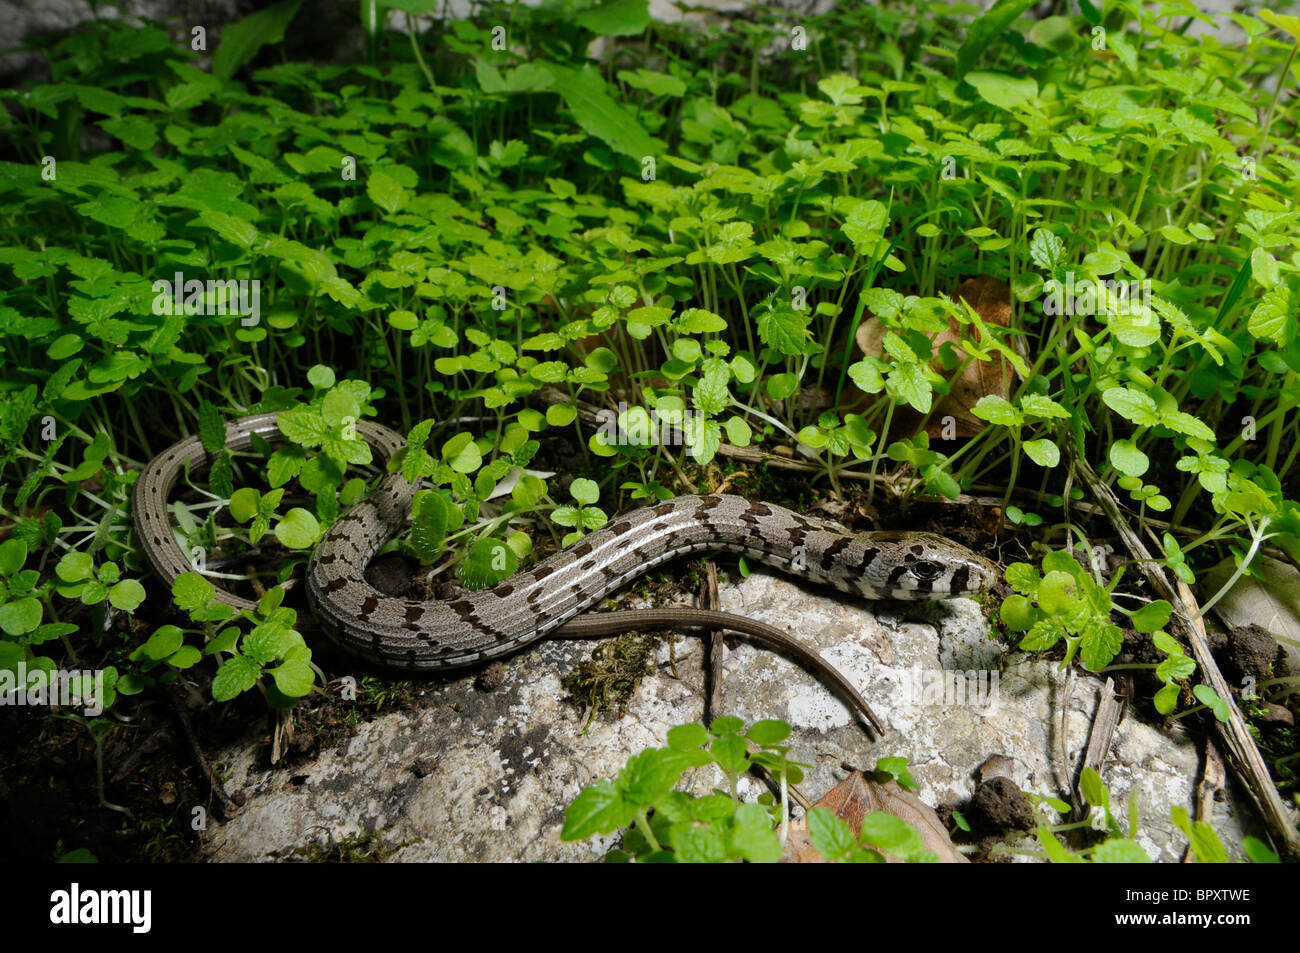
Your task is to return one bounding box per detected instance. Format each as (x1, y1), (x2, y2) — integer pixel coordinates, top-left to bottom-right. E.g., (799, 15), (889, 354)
(913, 560), (943, 580)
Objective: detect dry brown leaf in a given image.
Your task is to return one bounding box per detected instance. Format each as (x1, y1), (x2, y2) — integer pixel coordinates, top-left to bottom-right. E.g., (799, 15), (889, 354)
(783, 770), (968, 863)
(851, 275), (1015, 440)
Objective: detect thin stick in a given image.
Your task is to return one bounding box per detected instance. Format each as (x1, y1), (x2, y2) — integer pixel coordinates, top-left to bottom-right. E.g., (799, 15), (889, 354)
(702, 562), (725, 723)
(1072, 452), (1299, 857)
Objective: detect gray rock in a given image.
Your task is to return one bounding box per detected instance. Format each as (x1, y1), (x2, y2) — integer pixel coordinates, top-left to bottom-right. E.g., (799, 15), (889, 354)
(202, 569), (1253, 862)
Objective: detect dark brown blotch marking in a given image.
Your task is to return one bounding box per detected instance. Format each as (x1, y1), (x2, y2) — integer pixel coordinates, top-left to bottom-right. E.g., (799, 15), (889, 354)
(533, 565), (556, 580)
(609, 521), (633, 536)
(694, 496), (726, 519)
(320, 577), (349, 594)
(444, 600), (499, 639)
(359, 595), (380, 618)
(950, 564), (971, 593)
(652, 503), (675, 517)
(494, 584), (514, 598)
(405, 605), (425, 623)
(856, 546), (881, 570)
(571, 541), (593, 558)
(819, 536), (851, 572)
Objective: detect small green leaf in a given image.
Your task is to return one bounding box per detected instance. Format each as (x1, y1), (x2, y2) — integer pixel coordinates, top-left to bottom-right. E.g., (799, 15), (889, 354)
(747, 719), (791, 746)
(0, 597), (42, 636)
(139, 625), (185, 661)
(731, 802), (781, 863)
(1192, 684), (1232, 722)
(807, 807), (856, 861)
(666, 723), (709, 750)
(0, 539), (28, 576)
(269, 658), (315, 697)
(858, 812), (925, 859)
(1092, 839), (1150, 863)
(971, 395), (1023, 427)
(1130, 600), (1172, 633)
(1000, 594), (1037, 630)
(562, 779), (630, 840)
(1022, 438), (1060, 468)
(107, 579), (146, 611)
(458, 538), (517, 589)
(56, 551), (95, 583)
(1109, 439), (1150, 477)
(198, 400), (226, 454)
(275, 508), (321, 550)
(442, 433), (483, 474)
(212, 654), (261, 701)
(1079, 767), (1108, 808)
(570, 478), (600, 506)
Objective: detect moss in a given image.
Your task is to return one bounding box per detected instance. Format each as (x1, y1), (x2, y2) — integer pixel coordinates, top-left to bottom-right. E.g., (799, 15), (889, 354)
(563, 632), (661, 732)
(279, 828), (407, 863)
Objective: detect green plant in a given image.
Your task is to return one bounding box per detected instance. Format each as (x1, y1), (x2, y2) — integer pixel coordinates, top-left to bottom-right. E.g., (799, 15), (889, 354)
(562, 717), (933, 863)
(1032, 767), (1279, 863)
(1, 0), (1298, 862)
(166, 573), (316, 706)
(999, 547), (1235, 722)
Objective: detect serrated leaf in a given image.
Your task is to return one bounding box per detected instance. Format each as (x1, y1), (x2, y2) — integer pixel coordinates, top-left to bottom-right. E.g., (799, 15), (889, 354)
(972, 395), (1023, 427)
(1102, 387), (1160, 426)
(1080, 623), (1123, 671)
(1092, 839), (1150, 863)
(561, 779), (630, 840)
(269, 658), (315, 697)
(199, 208), (258, 249)
(807, 807), (857, 861)
(367, 169), (409, 216)
(211, 654), (261, 702)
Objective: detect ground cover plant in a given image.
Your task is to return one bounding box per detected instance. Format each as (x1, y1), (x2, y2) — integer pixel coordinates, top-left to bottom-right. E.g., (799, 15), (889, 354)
(0, 0), (1297, 863)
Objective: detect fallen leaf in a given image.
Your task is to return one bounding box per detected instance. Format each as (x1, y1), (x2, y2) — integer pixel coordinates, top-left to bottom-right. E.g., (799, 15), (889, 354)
(851, 275), (1015, 440)
(784, 770), (968, 863)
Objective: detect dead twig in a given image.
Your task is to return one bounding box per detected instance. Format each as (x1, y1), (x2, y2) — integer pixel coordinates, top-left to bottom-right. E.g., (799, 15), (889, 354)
(1184, 735), (1227, 863)
(1071, 677), (1126, 825)
(701, 562), (725, 723)
(1072, 452), (1299, 857)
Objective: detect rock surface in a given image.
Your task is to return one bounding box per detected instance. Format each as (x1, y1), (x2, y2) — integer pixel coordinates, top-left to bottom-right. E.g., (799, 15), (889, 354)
(1203, 555), (1300, 675)
(202, 569), (1254, 862)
